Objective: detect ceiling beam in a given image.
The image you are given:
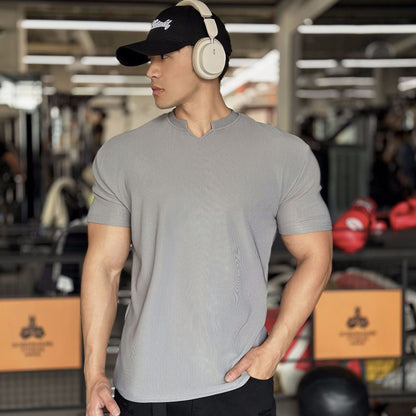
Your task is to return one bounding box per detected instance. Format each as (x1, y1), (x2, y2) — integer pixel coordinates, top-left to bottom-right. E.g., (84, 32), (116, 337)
(73, 30), (96, 56)
(318, 6), (416, 24)
(18, 0), (275, 5)
(392, 34), (416, 56)
(27, 42), (82, 55)
(276, 0), (340, 31)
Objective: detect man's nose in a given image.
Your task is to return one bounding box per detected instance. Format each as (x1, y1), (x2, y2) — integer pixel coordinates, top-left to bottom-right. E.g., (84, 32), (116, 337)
(146, 60), (160, 79)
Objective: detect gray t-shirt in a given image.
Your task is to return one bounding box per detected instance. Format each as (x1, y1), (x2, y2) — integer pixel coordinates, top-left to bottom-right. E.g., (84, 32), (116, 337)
(88, 110), (332, 402)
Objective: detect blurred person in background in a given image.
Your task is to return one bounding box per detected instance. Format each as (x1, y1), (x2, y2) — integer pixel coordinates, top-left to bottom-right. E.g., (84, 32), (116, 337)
(0, 138), (23, 223)
(82, 108), (107, 168)
(386, 130), (416, 199)
(0, 139), (21, 177)
(371, 128), (416, 208)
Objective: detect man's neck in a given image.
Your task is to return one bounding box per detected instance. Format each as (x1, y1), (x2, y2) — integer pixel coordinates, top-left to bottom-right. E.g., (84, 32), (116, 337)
(174, 89), (231, 138)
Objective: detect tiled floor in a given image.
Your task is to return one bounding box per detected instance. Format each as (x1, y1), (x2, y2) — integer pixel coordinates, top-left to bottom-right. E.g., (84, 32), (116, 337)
(2, 397), (416, 416)
(1, 411), (84, 416)
(0, 401), (298, 416)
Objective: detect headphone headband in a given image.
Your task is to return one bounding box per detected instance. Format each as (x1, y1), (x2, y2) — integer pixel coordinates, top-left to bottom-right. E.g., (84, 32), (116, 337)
(176, 0), (212, 17)
(176, 0), (218, 39)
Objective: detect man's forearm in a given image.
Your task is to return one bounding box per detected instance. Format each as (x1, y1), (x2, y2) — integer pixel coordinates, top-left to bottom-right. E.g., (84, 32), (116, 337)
(225, 231), (332, 382)
(225, 246), (332, 383)
(81, 254), (120, 389)
(264, 255), (332, 360)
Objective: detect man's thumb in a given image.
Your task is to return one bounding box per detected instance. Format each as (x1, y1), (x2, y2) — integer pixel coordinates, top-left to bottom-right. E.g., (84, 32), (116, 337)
(224, 357), (249, 383)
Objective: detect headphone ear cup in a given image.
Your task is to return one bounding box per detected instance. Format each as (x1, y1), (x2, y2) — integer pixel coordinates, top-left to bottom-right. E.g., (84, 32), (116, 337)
(192, 38), (226, 80)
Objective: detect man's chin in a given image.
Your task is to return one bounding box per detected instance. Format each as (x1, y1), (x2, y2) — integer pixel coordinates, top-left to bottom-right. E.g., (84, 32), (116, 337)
(154, 101), (175, 110)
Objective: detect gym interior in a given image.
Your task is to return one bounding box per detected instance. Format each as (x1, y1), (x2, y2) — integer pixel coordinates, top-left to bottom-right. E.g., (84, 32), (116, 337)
(1, 0), (416, 415)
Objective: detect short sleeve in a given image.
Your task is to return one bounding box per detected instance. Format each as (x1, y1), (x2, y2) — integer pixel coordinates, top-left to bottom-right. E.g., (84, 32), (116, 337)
(277, 147), (332, 235)
(87, 145), (131, 227)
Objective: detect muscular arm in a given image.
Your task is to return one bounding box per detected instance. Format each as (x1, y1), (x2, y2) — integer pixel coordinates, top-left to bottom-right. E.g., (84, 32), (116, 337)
(81, 223), (131, 416)
(225, 230), (332, 381)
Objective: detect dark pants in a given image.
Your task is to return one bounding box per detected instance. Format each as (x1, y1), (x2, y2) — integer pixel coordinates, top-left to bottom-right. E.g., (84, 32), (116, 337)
(115, 377), (276, 416)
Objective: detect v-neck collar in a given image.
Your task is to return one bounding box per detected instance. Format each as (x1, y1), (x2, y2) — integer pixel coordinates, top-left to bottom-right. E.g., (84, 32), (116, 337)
(167, 110), (239, 139)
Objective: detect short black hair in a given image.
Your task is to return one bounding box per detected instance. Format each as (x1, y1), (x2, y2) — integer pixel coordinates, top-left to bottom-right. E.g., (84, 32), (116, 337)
(219, 55), (230, 82)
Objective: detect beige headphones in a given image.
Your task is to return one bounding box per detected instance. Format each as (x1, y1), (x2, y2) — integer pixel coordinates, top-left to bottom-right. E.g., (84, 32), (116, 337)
(176, 0), (226, 80)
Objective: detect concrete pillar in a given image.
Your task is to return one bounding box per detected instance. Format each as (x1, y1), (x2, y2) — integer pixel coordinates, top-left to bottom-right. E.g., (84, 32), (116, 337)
(373, 68), (399, 107)
(0, 6), (26, 72)
(277, 22), (300, 134)
(275, 0), (339, 134)
(50, 66), (72, 94)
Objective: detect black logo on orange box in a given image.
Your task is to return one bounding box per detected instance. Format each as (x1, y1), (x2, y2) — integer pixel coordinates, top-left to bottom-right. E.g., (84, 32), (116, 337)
(12, 315), (52, 358)
(347, 307), (369, 329)
(20, 316), (45, 339)
(340, 306), (375, 346)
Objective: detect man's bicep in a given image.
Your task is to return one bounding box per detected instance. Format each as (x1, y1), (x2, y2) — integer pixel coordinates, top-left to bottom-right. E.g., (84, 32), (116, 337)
(276, 148), (332, 236)
(87, 222), (131, 272)
(281, 230), (332, 264)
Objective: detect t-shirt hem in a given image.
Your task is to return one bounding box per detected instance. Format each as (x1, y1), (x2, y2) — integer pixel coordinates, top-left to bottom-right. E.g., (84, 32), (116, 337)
(114, 374), (250, 403)
(279, 223), (332, 236)
(87, 215), (131, 228)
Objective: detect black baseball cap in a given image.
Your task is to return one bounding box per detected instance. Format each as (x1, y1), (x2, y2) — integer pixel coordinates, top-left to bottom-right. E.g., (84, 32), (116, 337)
(116, 5), (232, 66)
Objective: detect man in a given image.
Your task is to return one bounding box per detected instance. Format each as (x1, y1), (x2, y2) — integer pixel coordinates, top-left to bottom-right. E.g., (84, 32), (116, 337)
(81, 1), (333, 416)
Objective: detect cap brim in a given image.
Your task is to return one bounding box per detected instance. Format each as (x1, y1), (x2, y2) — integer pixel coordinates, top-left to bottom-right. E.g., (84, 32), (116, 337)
(116, 39), (190, 66)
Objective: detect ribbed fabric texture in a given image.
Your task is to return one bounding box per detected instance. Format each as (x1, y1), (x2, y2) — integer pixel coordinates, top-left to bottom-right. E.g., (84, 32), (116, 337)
(87, 111), (332, 402)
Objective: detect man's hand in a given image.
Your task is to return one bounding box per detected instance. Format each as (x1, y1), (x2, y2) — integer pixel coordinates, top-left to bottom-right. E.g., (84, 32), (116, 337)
(224, 342), (280, 383)
(86, 376), (120, 416)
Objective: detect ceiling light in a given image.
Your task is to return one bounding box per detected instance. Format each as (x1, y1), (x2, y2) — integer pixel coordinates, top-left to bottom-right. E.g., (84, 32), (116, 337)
(72, 86), (153, 96)
(71, 74), (149, 84)
(221, 50), (279, 96)
(296, 60), (338, 69)
(342, 58), (416, 68)
(22, 20), (416, 36)
(0, 79), (43, 110)
(23, 55), (75, 65)
(399, 77), (416, 82)
(225, 23), (279, 34)
(103, 87), (153, 96)
(296, 89), (340, 99)
(298, 24), (416, 34)
(229, 58), (261, 67)
(80, 56), (119, 66)
(43, 86), (57, 96)
(398, 78), (416, 91)
(315, 77), (375, 87)
(21, 20), (151, 32)
(72, 87), (102, 96)
(22, 19), (279, 34)
(80, 56), (263, 69)
(344, 89), (375, 99)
